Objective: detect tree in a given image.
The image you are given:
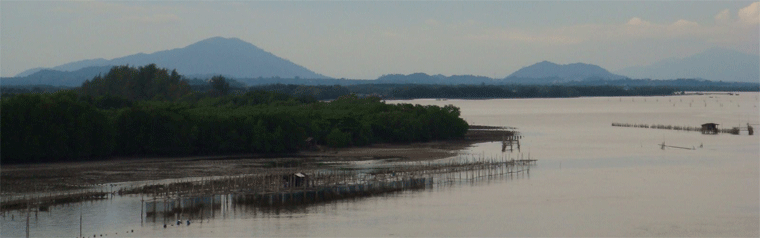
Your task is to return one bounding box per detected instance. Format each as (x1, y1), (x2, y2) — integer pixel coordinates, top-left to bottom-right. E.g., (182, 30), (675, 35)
(209, 75), (230, 96)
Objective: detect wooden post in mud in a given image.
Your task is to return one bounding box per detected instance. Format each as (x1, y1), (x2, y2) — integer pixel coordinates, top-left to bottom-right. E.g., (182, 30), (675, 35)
(502, 136), (508, 152)
(517, 139), (520, 151)
(25, 201), (30, 238)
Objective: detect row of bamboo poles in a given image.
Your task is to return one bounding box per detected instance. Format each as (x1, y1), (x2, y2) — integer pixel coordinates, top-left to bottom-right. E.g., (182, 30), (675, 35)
(611, 122), (751, 135)
(141, 154), (536, 219)
(1, 190), (109, 211)
(1, 154), (537, 214)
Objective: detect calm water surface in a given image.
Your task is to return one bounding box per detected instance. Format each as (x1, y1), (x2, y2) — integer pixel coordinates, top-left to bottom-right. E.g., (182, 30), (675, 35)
(3, 93), (758, 237)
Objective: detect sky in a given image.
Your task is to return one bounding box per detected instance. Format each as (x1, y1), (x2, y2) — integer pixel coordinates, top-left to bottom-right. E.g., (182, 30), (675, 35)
(1, 1), (758, 79)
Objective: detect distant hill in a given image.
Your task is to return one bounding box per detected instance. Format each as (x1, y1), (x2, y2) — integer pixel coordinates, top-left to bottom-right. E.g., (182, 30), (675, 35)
(505, 61), (627, 82)
(14, 67), (46, 77)
(614, 48), (760, 83)
(43, 58), (112, 74)
(2, 66), (112, 86)
(13, 37), (327, 81)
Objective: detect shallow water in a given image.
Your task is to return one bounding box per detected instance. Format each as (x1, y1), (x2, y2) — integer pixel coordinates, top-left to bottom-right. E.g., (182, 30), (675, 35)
(2, 93), (758, 237)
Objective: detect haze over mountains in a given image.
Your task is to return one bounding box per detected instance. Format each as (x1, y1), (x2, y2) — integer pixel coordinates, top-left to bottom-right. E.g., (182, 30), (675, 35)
(614, 48), (759, 83)
(4, 37), (758, 86)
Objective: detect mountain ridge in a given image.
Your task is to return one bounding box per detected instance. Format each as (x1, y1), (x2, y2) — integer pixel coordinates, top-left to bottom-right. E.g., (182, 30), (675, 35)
(7, 38), (758, 86)
(3, 66), (113, 86)
(15, 37), (327, 79)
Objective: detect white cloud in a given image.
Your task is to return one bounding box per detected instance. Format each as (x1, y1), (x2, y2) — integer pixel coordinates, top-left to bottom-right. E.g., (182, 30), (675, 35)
(738, 2), (759, 24)
(671, 19), (699, 28)
(626, 17), (650, 26)
(464, 16), (729, 47)
(714, 9), (730, 22)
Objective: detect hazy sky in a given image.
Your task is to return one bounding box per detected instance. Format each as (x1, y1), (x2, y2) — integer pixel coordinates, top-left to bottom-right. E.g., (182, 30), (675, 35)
(2, 1), (758, 79)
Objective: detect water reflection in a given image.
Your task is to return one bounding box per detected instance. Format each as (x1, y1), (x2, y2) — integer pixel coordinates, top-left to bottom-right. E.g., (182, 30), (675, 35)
(1, 155), (532, 237)
(2, 165), (530, 237)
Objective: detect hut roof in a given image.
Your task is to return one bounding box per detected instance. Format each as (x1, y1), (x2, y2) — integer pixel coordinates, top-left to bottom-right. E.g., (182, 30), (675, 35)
(702, 123), (719, 127)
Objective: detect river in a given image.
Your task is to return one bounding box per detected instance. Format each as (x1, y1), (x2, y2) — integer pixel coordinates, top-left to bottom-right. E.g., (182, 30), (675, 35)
(2, 93), (758, 237)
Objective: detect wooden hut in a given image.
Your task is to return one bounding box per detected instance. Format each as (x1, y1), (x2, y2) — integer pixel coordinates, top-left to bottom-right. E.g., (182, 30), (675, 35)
(283, 173), (309, 187)
(304, 137), (315, 148)
(701, 123), (719, 134)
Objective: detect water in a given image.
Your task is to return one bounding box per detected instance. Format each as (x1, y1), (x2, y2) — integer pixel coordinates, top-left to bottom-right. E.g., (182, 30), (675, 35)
(2, 93), (758, 237)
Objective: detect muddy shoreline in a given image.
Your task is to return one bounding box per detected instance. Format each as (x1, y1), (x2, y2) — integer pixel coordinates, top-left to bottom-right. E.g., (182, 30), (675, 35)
(1, 127), (516, 195)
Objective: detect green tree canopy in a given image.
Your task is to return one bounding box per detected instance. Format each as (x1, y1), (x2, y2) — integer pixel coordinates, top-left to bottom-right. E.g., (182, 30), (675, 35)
(209, 75), (230, 96)
(80, 64), (191, 101)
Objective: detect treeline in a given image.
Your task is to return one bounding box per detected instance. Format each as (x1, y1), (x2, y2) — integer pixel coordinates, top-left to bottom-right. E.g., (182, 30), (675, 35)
(193, 84), (681, 100)
(387, 85), (678, 99)
(247, 84), (351, 100)
(6, 78), (752, 101)
(238, 84), (679, 99)
(0, 85), (73, 96)
(1, 65), (468, 164)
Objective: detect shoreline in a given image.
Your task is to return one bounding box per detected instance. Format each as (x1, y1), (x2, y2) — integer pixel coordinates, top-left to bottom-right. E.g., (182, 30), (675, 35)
(1, 126), (515, 196)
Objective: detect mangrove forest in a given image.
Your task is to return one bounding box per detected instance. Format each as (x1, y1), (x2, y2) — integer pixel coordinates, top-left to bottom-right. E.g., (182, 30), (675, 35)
(1, 65), (468, 164)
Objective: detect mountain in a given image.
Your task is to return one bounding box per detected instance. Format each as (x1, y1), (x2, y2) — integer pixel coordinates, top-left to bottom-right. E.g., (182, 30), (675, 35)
(505, 61), (627, 82)
(614, 48), (759, 83)
(14, 67), (46, 77)
(47, 58), (111, 73)
(13, 37), (327, 81)
(2, 66), (113, 86)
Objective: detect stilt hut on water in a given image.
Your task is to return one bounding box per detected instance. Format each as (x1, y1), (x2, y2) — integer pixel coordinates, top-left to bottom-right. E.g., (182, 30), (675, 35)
(283, 173), (309, 187)
(701, 123), (719, 134)
(747, 123), (754, 135)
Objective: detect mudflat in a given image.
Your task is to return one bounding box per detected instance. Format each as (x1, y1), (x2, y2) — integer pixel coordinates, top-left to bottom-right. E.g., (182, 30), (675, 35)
(1, 127), (514, 195)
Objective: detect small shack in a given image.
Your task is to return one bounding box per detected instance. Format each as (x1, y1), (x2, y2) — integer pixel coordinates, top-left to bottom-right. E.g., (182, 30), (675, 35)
(747, 123), (754, 136)
(701, 123), (719, 134)
(283, 173), (309, 187)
